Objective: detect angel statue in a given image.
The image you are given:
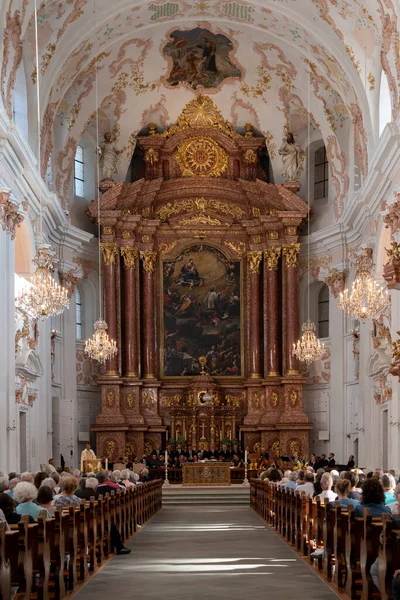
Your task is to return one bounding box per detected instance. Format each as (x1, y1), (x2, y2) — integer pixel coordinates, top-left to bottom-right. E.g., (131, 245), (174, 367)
(278, 132), (305, 182)
(98, 132), (122, 181)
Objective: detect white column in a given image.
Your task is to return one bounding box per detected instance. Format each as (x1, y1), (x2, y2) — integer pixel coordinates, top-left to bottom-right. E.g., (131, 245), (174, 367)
(329, 297), (346, 463)
(0, 228), (16, 472)
(389, 292), (400, 471)
(60, 295), (78, 469)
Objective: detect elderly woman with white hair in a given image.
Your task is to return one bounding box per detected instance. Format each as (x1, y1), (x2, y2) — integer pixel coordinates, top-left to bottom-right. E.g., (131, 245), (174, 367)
(120, 470), (135, 488)
(14, 482), (51, 519)
(383, 473), (397, 505)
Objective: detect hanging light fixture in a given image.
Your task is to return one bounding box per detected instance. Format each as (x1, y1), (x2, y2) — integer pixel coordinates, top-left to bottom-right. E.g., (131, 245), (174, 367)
(84, 0), (117, 364)
(292, 40), (325, 364)
(15, 246), (69, 318)
(338, 248), (389, 321)
(14, 0), (69, 319)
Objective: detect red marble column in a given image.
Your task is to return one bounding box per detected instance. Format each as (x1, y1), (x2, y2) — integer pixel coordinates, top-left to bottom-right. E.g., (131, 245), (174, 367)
(101, 243), (119, 376)
(140, 251), (157, 379)
(121, 247), (139, 377)
(247, 251), (263, 379)
(264, 247), (281, 376)
(283, 244), (300, 375)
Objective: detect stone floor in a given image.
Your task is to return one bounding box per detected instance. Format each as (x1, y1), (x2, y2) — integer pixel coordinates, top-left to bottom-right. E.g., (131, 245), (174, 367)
(74, 507), (339, 600)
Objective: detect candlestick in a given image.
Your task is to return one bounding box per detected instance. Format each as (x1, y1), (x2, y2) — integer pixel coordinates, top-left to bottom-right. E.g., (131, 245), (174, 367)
(105, 458), (108, 471)
(163, 449), (171, 488)
(242, 448), (250, 487)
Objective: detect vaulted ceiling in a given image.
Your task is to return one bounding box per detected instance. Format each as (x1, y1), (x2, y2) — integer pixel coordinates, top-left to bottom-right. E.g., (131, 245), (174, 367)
(1, 0), (399, 219)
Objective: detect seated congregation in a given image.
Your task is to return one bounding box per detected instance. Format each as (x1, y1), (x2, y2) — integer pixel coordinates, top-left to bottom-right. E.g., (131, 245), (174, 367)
(0, 465), (162, 598)
(252, 464), (400, 599)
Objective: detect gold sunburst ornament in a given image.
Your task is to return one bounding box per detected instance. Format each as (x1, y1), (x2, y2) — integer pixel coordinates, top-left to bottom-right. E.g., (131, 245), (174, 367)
(176, 136), (228, 177)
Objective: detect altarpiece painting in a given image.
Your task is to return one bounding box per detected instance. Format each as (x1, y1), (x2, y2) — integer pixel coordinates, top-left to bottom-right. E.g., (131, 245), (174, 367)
(162, 245), (241, 376)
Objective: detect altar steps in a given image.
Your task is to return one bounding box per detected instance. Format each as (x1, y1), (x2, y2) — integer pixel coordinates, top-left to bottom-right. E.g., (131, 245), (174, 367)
(162, 485), (250, 507)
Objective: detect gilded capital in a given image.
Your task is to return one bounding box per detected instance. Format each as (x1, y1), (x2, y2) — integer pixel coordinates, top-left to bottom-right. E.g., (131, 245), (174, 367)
(0, 191), (24, 240)
(264, 247), (281, 271)
(247, 250), (263, 274)
(120, 246), (138, 269)
(140, 250), (157, 272)
(100, 242), (119, 266)
(283, 243), (300, 268)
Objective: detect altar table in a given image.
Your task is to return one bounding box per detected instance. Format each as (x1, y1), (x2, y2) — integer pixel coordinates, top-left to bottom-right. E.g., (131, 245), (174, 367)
(182, 463), (231, 486)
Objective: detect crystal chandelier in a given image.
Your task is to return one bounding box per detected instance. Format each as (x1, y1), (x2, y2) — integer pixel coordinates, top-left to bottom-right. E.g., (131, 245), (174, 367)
(292, 49), (325, 365)
(84, 0), (117, 365)
(85, 319), (117, 364)
(338, 249), (390, 321)
(293, 319), (325, 364)
(15, 246), (69, 318)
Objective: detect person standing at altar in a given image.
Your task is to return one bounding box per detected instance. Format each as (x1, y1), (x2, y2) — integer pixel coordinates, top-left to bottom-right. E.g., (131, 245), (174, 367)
(153, 444), (162, 460)
(186, 445), (196, 462)
(80, 444), (96, 471)
(219, 444), (231, 461)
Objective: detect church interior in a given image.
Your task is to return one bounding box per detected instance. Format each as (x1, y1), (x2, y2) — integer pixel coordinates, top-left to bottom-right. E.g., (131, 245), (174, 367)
(1, 0), (400, 598)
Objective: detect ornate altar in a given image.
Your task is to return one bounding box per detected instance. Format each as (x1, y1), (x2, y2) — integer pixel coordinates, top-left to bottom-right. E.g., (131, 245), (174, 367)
(88, 95), (312, 462)
(182, 463), (231, 487)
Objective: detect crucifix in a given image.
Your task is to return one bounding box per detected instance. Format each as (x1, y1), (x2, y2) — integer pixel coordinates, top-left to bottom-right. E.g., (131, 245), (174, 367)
(200, 421), (206, 441)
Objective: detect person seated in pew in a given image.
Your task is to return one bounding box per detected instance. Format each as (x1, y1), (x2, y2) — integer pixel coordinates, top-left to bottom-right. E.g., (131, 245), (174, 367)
(206, 444), (219, 460)
(120, 469), (136, 489)
(0, 492), (34, 524)
(148, 453), (161, 468)
(393, 570), (400, 600)
(96, 471), (118, 495)
(296, 471), (315, 496)
(53, 476), (81, 509)
(219, 444), (231, 461)
(0, 508), (8, 530)
(14, 482), (51, 519)
(316, 473), (337, 502)
(388, 483), (400, 514)
(313, 469), (325, 496)
(0, 476), (9, 493)
(75, 477), (99, 500)
(355, 478), (393, 517)
(343, 471), (362, 501)
(37, 486), (56, 516)
(383, 473), (397, 504)
(331, 479), (360, 509)
(282, 471), (299, 490)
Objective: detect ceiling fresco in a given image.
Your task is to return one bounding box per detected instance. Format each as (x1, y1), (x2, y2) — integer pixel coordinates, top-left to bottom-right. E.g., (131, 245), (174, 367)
(0, 0), (398, 220)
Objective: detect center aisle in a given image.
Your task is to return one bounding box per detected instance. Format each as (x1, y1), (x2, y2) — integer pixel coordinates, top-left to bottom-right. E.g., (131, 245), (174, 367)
(74, 506), (339, 600)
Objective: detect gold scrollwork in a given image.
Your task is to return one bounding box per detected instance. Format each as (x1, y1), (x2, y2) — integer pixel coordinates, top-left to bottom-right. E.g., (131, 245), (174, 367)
(253, 393), (261, 409)
(269, 230), (279, 240)
(126, 393), (134, 408)
(158, 241), (178, 257)
(247, 250), (263, 274)
(271, 391), (279, 407)
(264, 247), (281, 271)
(271, 440), (280, 457)
(106, 440), (116, 457)
(144, 148), (159, 165)
(225, 393), (243, 407)
(103, 226), (113, 235)
(122, 230), (131, 239)
(143, 392), (153, 409)
(157, 197), (245, 223)
(224, 241), (246, 256)
(244, 149), (257, 164)
(286, 226), (297, 236)
(290, 390), (298, 406)
(125, 442), (134, 456)
(283, 243), (300, 268)
(252, 207), (261, 217)
(176, 136), (228, 178)
(244, 123), (254, 137)
(141, 235), (151, 244)
(120, 246), (138, 269)
(100, 243), (119, 266)
(176, 214), (221, 227)
(167, 394), (182, 407)
(290, 440), (300, 457)
(107, 391), (115, 407)
(142, 207), (150, 218)
(162, 95), (238, 140)
(140, 250), (157, 272)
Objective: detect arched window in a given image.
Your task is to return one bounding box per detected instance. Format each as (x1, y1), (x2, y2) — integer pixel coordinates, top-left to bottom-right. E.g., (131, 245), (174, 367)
(318, 285), (329, 338)
(74, 145), (84, 196)
(314, 145), (329, 200)
(76, 287), (83, 340)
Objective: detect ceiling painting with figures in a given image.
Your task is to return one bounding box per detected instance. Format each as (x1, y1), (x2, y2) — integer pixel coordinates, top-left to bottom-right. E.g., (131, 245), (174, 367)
(163, 27), (242, 90)
(162, 245), (241, 377)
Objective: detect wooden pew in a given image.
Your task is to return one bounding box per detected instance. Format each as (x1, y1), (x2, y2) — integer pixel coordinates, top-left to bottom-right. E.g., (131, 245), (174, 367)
(360, 510), (383, 600)
(0, 522), (19, 600)
(332, 503), (347, 589)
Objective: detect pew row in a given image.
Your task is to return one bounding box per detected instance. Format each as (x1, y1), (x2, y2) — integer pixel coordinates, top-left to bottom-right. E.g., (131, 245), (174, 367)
(0, 480), (163, 600)
(250, 479), (400, 600)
